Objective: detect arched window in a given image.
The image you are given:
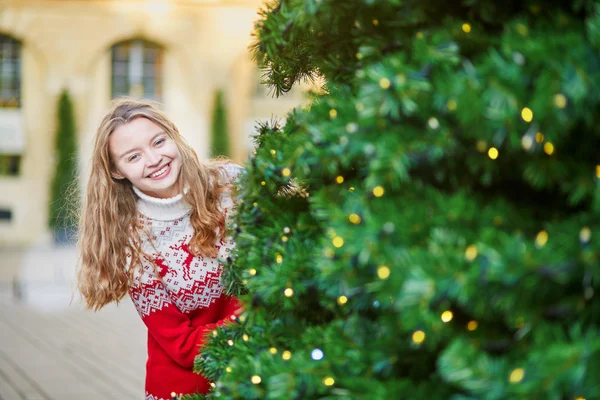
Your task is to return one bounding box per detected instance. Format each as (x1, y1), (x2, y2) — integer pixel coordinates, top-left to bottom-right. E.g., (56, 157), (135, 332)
(111, 39), (163, 100)
(0, 34), (21, 108)
(0, 34), (22, 176)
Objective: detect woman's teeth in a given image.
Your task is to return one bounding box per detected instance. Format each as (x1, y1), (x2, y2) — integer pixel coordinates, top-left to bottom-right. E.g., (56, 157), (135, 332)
(150, 165), (168, 178)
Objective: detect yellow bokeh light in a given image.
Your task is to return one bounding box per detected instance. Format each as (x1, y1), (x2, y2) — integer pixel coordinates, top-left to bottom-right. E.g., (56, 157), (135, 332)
(574, 397), (586, 400)
(516, 23), (528, 36)
(336, 176), (344, 184)
(412, 330), (426, 344)
(465, 245), (478, 261)
(338, 295), (348, 305)
(372, 19), (379, 26)
(580, 227), (591, 243)
(332, 236), (344, 248)
(276, 254), (283, 263)
(349, 213), (361, 224)
(227, 340), (234, 346)
(270, 149), (277, 155)
(488, 147), (499, 160)
(441, 310), (454, 323)
(251, 375), (262, 384)
(467, 320), (478, 331)
(476, 140), (487, 153)
(282, 350), (292, 360)
(373, 186), (385, 197)
(536, 132), (545, 143)
(329, 109), (337, 119)
(243, 334), (249, 342)
(554, 93), (567, 109)
(281, 235), (288, 242)
(282, 168), (291, 177)
(284, 288), (294, 297)
(462, 23), (471, 33)
(379, 78), (391, 89)
(261, 181), (266, 186)
(377, 265), (391, 279)
(596, 165), (600, 178)
(521, 107), (533, 122)
(349, 187), (355, 192)
(323, 377), (335, 386)
(447, 99), (457, 111)
(509, 368), (524, 383)
(269, 347), (277, 354)
(253, 202), (258, 207)
(536, 230), (548, 247)
(226, 367), (232, 373)
(249, 269), (257, 276)
(544, 142), (554, 155)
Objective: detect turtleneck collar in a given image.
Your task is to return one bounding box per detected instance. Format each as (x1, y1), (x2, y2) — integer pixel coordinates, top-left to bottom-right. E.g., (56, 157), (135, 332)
(132, 186), (192, 221)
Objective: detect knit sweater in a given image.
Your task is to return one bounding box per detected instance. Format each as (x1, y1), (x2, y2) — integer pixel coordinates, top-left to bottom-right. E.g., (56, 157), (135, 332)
(128, 163), (243, 400)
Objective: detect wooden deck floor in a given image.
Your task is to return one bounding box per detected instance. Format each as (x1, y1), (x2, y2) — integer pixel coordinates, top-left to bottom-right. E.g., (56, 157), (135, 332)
(0, 298), (147, 400)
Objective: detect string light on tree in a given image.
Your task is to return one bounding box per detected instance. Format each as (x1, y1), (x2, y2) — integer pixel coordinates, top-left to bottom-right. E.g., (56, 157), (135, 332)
(261, 181), (266, 186)
(269, 347), (277, 354)
(311, 348), (324, 360)
(336, 176), (344, 184)
(476, 140), (487, 153)
(329, 109), (337, 119)
(323, 377), (335, 386)
(554, 93), (567, 108)
(337, 295), (348, 305)
(535, 230), (549, 248)
(227, 340), (234, 346)
(372, 19), (379, 26)
(282, 350), (292, 360)
(509, 368), (525, 383)
(377, 265), (390, 279)
(373, 186), (385, 197)
(276, 254), (283, 263)
(580, 227), (591, 243)
(596, 165), (600, 178)
(379, 78), (391, 89)
(248, 269), (257, 276)
(332, 236), (344, 248)
(284, 288), (294, 297)
(488, 147), (499, 160)
(544, 142), (554, 155)
(441, 310), (453, 323)
(521, 134), (534, 150)
(282, 168), (291, 177)
(462, 23), (471, 33)
(251, 375), (262, 384)
(243, 334), (249, 342)
(346, 122), (358, 133)
(536, 132), (545, 143)
(467, 320), (478, 331)
(349, 213), (361, 224)
(428, 117), (440, 129)
(521, 107), (533, 122)
(447, 99), (457, 111)
(226, 367), (232, 373)
(270, 149), (277, 155)
(412, 330), (426, 344)
(465, 244), (478, 261)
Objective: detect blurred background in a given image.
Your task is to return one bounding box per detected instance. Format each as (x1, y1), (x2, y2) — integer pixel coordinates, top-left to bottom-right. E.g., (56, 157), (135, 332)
(0, 0), (312, 398)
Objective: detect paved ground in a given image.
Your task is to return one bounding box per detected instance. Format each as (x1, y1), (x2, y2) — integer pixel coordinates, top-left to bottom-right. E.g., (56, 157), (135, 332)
(0, 245), (147, 399)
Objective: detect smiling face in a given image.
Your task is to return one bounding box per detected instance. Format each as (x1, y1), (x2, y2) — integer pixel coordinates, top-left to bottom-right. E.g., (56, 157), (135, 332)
(108, 117), (182, 198)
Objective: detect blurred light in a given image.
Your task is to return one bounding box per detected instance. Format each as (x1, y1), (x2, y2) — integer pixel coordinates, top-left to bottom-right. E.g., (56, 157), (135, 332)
(242, 334), (249, 342)
(544, 142), (554, 155)
(465, 245), (478, 261)
(349, 213), (361, 224)
(536, 230), (548, 248)
(281, 235), (288, 242)
(516, 24), (528, 36)
(372, 19), (379, 26)
(270, 149), (276, 155)
(284, 288), (294, 297)
(521, 134), (533, 150)
(379, 78), (391, 89)
(447, 99), (457, 111)
(596, 165), (600, 179)
(521, 107), (533, 122)
(329, 109), (338, 119)
(462, 23), (471, 33)
(336, 176), (344, 184)
(324, 248), (335, 258)
(509, 368), (524, 383)
(554, 93), (567, 109)
(332, 236), (344, 248)
(441, 310), (453, 323)
(282, 168), (291, 177)
(282, 350), (292, 360)
(227, 340), (234, 346)
(276, 254), (283, 263)
(349, 187), (355, 192)
(346, 123), (358, 133)
(311, 348), (324, 360)
(373, 186), (385, 197)
(412, 330), (425, 344)
(337, 296), (348, 305)
(536, 132), (545, 143)
(251, 375), (261, 384)
(248, 269), (257, 276)
(428, 117), (440, 129)
(467, 320), (478, 331)
(580, 227), (591, 243)
(269, 347), (277, 354)
(476, 140), (487, 153)
(226, 367), (232, 373)
(356, 103), (365, 112)
(377, 265), (390, 279)
(323, 377), (335, 386)
(488, 147), (499, 160)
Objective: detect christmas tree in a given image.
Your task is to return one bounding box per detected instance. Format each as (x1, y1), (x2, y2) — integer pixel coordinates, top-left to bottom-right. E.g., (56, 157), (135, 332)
(194, 0), (600, 398)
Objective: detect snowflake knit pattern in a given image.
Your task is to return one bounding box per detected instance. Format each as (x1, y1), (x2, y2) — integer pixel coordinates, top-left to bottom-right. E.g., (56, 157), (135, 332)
(128, 163), (243, 400)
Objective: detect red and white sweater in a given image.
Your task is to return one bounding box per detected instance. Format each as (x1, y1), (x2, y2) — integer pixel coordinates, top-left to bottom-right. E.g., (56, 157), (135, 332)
(129, 163), (243, 400)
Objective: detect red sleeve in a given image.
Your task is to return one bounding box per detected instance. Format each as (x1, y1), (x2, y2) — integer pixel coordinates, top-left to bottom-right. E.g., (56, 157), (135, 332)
(130, 279), (241, 368)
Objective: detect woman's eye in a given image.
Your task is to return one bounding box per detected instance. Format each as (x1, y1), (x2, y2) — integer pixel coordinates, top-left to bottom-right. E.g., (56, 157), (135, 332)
(128, 154), (139, 162)
(155, 138), (165, 146)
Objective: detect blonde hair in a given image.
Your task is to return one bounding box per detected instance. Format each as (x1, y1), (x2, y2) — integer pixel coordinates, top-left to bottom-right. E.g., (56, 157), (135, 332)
(77, 97), (232, 311)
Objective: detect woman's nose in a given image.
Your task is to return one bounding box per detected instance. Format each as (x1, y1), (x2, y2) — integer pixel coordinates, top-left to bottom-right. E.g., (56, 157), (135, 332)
(146, 149), (162, 166)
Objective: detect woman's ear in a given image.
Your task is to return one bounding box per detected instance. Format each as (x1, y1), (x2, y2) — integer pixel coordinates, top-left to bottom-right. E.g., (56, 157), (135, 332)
(111, 169), (125, 180)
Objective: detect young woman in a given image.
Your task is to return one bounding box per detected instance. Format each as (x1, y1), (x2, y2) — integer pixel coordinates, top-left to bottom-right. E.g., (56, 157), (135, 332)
(77, 98), (243, 399)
